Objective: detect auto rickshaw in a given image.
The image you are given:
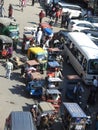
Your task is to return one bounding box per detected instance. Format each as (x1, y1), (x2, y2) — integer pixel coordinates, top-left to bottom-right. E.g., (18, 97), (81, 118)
(30, 101), (57, 130)
(48, 48), (62, 61)
(66, 74), (82, 101)
(0, 35), (13, 58)
(47, 61), (62, 77)
(43, 89), (62, 111)
(47, 77), (62, 90)
(26, 60), (40, 71)
(0, 17), (19, 50)
(25, 79), (45, 97)
(25, 71), (44, 84)
(27, 47), (48, 71)
(61, 102), (87, 130)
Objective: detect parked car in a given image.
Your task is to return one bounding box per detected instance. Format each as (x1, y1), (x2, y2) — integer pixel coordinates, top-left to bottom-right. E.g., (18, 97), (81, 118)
(81, 29), (98, 45)
(58, 2), (82, 19)
(68, 19), (97, 32)
(85, 16), (98, 29)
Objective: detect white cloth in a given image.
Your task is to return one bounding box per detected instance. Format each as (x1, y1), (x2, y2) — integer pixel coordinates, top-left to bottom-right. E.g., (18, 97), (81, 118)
(45, 39), (49, 47)
(55, 70), (63, 78)
(24, 41), (30, 50)
(6, 61), (13, 79)
(6, 62), (13, 70)
(48, 83), (55, 88)
(25, 66), (36, 71)
(36, 30), (42, 45)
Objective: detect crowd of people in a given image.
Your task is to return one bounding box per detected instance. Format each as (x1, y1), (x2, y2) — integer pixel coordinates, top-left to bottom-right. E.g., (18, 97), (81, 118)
(30, 104), (57, 130)
(1, 1), (98, 130)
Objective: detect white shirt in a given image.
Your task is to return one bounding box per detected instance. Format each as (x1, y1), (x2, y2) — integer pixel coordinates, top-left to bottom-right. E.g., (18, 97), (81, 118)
(37, 30), (42, 40)
(93, 79), (98, 88)
(6, 62), (13, 70)
(24, 41), (30, 50)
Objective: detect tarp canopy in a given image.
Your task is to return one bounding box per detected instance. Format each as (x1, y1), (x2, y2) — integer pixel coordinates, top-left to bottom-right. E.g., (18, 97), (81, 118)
(0, 35), (13, 44)
(11, 111), (37, 130)
(43, 28), (53, 35)
(48, 61), (61, 68)
(63, 102), (87, 118)
(47, 89), (61, 94)
(38, 101), (55, 114)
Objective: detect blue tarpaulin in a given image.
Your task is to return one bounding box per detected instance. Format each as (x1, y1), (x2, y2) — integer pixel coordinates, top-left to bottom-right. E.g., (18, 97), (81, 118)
(43, 28), (53, 35)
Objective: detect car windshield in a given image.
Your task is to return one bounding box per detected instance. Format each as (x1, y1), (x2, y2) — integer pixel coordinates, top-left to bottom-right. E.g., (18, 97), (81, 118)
(88, 59), (98, 74)
(88, 17), (98, 23)
(31, 80), (43, 88)
(36, 54), (47, 61)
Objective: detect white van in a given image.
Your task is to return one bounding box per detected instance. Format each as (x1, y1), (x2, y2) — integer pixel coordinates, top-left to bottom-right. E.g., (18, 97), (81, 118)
(59, 31), (98, 85)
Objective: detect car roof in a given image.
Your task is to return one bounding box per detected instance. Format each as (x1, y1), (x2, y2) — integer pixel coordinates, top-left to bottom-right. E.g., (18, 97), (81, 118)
(58, 2), (81, 8)
(70, 20), (93, 24)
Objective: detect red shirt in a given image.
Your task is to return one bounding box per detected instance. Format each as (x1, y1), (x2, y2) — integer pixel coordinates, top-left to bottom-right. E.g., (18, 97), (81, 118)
(39, 11), (45, 18)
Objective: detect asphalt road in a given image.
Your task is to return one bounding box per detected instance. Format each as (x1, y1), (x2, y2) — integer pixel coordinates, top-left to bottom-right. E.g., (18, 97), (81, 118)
(0, 0), (98, 130)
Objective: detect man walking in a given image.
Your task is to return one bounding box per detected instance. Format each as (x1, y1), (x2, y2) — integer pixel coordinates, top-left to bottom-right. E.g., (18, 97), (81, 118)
(5, 59), (13, 79)
(36, 27), (43, 46)
(39, 10), (45, 23)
